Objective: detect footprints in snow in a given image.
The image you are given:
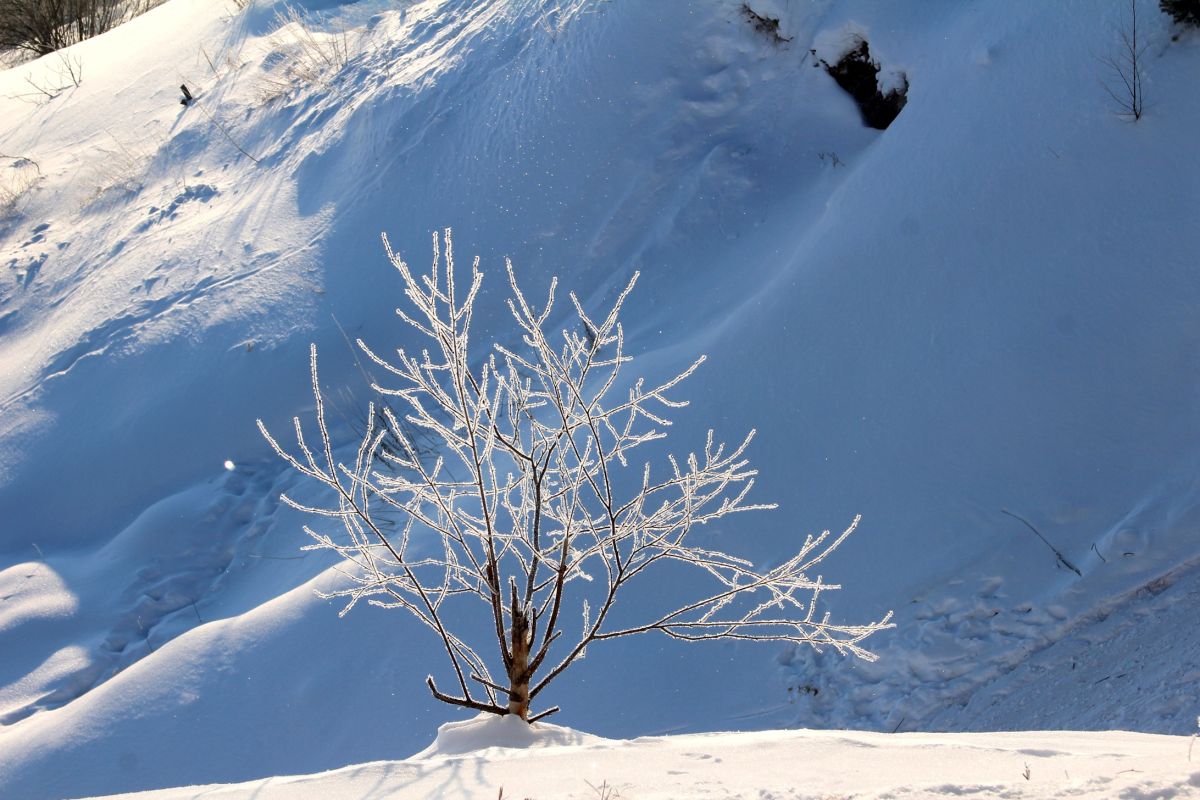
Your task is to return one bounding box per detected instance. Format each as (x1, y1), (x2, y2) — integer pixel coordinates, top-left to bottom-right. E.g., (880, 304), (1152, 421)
(779, 574), (1077, 732)
(2, 183), (217, 337)
(3, 221), (67, 303)
(34, 250), (281, 393)
(97, 465), (281, 663)
(134, 184), (219, 235)
(1, 464), (286, 725)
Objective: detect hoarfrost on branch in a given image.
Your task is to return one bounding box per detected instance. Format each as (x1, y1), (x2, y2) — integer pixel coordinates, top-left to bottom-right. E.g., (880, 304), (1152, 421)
(259, 228), (894, 721)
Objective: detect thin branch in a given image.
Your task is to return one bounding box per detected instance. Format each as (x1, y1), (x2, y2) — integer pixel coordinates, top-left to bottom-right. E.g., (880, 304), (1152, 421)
(1001, 509), (1083, 577)
(426, 676), (507, 716)
(528, 705), (560, 723)
(193, 98), (261, 164)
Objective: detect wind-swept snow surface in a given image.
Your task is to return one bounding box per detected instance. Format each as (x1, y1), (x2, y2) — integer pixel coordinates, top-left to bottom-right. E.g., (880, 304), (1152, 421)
(85, 719), (1200, 800)
(1, 0), (1199, 797)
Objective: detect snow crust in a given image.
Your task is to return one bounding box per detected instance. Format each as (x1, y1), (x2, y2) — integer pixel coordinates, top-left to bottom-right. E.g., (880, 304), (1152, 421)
(83, 727), (1200, 800)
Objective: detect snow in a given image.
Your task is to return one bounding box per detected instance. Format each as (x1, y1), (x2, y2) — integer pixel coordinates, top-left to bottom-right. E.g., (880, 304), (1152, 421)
(81, 719), (1200, 799)
(413, 713), (610, 758)
(0, 0), (1198, 797)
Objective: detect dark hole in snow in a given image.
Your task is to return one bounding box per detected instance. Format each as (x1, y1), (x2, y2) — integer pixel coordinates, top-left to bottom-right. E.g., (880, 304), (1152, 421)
(818, 37), (908, 130)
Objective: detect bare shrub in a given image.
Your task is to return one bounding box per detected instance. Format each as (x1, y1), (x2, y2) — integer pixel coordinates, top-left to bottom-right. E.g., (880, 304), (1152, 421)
(0, 0), (166, 56)
(256, 4), (355, 104)
(79, 133), (147, 211)
(0, 155), (40, 221)
(14, 51), (84, 103)
(1102, 0), (1148, 121)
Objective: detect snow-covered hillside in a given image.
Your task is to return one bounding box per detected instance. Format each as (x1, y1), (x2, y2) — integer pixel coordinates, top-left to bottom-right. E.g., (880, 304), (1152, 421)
(0, 0), (1198, 797)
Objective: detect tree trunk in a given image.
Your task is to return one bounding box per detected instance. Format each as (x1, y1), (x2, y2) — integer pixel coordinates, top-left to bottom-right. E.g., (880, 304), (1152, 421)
(507, 595), (532, 720)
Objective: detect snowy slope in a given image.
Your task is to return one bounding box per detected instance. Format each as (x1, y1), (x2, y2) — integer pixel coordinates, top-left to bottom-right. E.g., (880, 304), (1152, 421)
(0, 0), (1198, 797)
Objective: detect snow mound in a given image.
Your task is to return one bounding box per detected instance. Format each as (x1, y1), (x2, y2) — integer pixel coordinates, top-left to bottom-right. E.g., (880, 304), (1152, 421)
(413, 712), (609, 759)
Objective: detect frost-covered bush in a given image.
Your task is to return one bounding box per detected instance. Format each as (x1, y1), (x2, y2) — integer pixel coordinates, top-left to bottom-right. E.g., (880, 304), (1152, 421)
(260, 229), (893, 722)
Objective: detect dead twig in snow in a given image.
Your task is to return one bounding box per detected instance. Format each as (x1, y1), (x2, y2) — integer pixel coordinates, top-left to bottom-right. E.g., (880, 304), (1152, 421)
(1001, 509), (1082, 577)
